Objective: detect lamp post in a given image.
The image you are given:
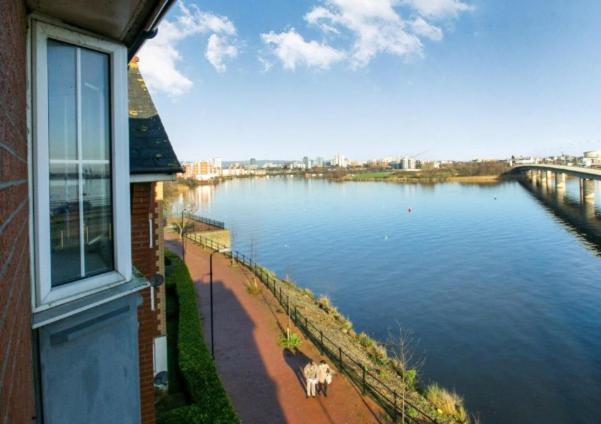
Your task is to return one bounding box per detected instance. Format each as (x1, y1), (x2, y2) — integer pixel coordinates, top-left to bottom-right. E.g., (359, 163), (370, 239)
(181, 210), (185, 264)
(210, 247), (231, 359)
(180, 209), (189, 264)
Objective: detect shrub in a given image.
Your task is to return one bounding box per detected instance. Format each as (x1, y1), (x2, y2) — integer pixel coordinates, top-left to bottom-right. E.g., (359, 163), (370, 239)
(407, 407), (418, 419)
(340, 317), (353, 333)
(246, 279), (262, 296)
(303, 288), (315, 299)
(357, 332), (375, 348)
(403, 369), (417, 388)
(278, 331), (303, 353)
(425, 384), (469, 423)
(317, 294), (332, 311)
(160, 251), (238, 424)
(366, 343), (388, 365)
(317, 294), (340, 316)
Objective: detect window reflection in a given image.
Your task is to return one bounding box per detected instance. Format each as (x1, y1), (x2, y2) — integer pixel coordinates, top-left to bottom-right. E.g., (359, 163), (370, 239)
(47, 40), (114, 287)
(83, 164), (113, 276)
(48, 40), (77, 161)
(49, 162), (80, 284)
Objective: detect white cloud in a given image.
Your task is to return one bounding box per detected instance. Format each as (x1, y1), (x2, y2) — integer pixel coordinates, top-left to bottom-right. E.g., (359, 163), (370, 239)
(402, 0), (473, 19)
(258, 56), (274, 73)
(206, 34), (238, 73)
(261, 29), (346, 70)
(304, 0), (424, 67)
(409, 17), (443, 41)
(263, 0), (470, 70)
(138, 3), (237, 96)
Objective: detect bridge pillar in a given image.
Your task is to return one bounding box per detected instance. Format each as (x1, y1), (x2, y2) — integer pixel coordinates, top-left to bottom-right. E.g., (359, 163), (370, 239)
(540, 170), (547, 189)
(531, 170), (539, 185)
(555, 172), (566, 189)
(580, 178), (595, 205)
(545, 170), (553, 189)
(555, 172), (566, 202)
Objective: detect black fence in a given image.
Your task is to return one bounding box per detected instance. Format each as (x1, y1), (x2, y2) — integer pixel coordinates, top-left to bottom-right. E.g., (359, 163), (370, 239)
(184, 212), (225, 230)
(184, 231), (441, 424)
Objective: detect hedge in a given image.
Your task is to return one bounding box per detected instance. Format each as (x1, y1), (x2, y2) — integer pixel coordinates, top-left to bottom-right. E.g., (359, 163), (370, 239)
(159, 251), (239, 424)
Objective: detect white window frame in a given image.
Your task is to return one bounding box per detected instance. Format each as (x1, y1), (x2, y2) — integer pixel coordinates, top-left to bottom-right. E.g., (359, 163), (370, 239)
(32, 20), (131, 309)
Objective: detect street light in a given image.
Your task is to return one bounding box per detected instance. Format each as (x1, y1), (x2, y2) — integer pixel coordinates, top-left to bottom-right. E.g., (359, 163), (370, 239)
(180, 208), (190, 264)
(210, 247), (231, 359)
(181, 210), (186, 263)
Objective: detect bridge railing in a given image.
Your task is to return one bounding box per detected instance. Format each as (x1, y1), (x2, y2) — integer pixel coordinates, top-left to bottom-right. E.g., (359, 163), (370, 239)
(183, 231), (441, 424)
(182, 212), (225, 229)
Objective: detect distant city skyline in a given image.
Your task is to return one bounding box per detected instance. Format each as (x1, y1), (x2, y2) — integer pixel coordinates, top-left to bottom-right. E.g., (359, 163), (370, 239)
(139, 0), (601, 161)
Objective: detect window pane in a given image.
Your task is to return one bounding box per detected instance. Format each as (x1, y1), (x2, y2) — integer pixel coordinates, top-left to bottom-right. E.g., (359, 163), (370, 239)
(81, 48), (110, 160)
(47, 40), (115, 288)
(50, 162), (81, 285)
(83, 163), (113, 276)
(48, 40), (77, 160)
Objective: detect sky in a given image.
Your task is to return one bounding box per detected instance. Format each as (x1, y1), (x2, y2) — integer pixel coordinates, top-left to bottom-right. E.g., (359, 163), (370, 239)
(137, 0), (601, 162)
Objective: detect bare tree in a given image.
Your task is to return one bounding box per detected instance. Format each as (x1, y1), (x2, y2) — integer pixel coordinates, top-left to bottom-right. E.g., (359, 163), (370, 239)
(386, 324), (424, 388)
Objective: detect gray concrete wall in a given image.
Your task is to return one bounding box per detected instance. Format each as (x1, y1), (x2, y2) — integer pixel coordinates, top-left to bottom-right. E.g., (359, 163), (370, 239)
(38, 294), (142, 424)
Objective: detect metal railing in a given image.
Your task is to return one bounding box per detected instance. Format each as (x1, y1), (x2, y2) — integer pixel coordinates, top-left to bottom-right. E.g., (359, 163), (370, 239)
(184, 212), (225, 229)
(183, 231), (441, 424)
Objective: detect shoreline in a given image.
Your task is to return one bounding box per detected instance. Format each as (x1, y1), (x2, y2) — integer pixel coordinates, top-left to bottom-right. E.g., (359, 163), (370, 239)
(172, 173), (508, 190)
(182, 229), (470, 424)
(331, 173), (505, 184)
(447, 175), (501, 183)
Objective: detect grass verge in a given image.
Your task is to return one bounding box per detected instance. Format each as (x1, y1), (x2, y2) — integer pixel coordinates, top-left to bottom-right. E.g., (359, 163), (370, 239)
(426, 384), (469, 423)
(156, 250), (239, 424)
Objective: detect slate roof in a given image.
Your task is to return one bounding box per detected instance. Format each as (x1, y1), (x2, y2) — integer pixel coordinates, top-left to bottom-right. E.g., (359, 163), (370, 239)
(128, 60), (183, 175)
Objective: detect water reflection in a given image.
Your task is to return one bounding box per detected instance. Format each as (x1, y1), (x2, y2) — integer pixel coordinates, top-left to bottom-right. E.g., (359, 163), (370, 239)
(520, 176), (601, 254)
(169, 176), (601, 424)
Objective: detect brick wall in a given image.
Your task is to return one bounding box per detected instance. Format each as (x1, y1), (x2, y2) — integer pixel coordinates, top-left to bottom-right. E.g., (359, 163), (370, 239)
(0, 0), (36, 422)
(131, 182), (161, 424)
(155, 182), (166, 336)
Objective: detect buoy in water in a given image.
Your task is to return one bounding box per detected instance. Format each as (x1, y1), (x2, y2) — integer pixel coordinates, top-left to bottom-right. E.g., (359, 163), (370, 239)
(408, 208), (412, 213)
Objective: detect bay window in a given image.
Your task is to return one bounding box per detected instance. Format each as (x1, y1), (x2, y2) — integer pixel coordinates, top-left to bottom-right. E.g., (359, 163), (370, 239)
(33, 20), (131, 308)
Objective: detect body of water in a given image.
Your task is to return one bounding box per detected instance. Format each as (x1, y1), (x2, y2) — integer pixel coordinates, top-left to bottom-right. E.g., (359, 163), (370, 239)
(182, 177), (601, 423)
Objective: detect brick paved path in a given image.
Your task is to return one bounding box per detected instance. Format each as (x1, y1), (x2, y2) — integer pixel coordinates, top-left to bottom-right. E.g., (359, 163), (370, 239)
(166, 234), (385, 424)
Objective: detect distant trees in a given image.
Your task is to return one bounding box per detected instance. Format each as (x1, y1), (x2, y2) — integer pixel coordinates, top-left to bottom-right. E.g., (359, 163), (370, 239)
(441, 161), (509, 177)
(177, 177), (201, 188)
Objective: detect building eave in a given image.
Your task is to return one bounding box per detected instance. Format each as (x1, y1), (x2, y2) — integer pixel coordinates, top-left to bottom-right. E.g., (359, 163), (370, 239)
(130, 173), (177, 183)
(26, 0), (174, 53)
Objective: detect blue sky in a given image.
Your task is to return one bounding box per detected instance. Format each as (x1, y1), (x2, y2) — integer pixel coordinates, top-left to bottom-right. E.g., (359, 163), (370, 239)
(138, 0), (601, 162)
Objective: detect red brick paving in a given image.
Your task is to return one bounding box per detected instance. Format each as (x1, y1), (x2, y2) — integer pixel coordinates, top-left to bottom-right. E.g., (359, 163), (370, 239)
(166, 233), (385, 424)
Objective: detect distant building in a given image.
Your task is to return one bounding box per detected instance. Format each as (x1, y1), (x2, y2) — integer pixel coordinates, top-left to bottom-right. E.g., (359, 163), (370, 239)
(289, 161), (306, 169)
(315, 157), (324, 167)
(512, 156), (539, 165)
(303, 156), (312, 169)
(180, 160), (219, 180)
(212, 157), (223, 169)
(333, 154), (348, 168)
(400, 156), (417, 170)
(420, 160), (440, 169)
(583, 151), (601, 167)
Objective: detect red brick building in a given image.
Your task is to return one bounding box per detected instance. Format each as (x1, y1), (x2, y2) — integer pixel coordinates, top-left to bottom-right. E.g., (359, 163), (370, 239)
(0, 1), (180, 423)
(129, 58), (182, 423)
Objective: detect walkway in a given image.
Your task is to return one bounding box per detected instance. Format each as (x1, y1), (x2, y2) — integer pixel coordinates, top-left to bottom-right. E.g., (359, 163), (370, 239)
(165, 233), (384, 424)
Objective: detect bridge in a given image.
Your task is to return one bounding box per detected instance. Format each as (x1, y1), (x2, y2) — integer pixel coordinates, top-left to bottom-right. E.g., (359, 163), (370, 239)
(512, 164), (600, 210)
